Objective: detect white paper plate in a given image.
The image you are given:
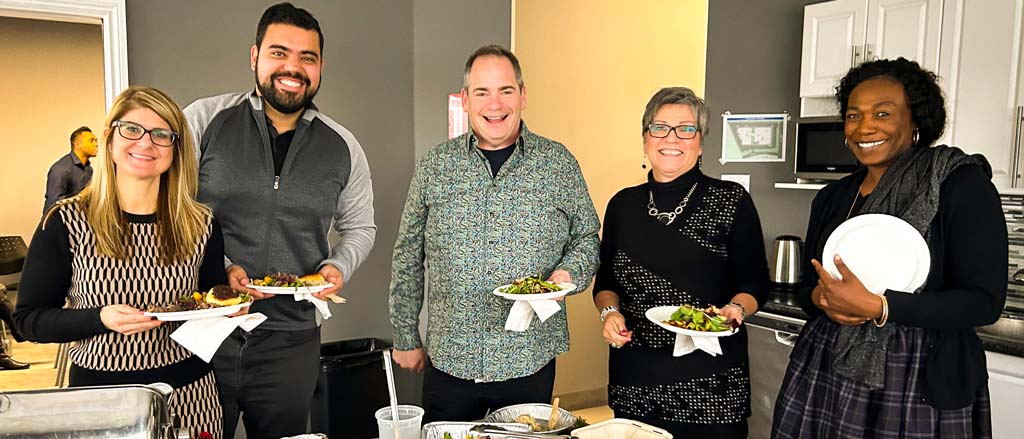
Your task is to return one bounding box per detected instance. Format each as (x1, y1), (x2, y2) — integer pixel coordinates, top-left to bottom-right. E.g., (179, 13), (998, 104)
(492, 282), (576, 301)
(144, 299), (252, 321)
(822, 214), (929, 295)
(247, 283), (334, 295)
(645, 306), (738, 338)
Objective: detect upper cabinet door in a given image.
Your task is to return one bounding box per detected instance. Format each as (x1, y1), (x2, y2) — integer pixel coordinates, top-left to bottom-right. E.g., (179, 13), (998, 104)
(865, 0), (943, 71)
(801, 0), (865, 97)
(941, 0), (1024, 189)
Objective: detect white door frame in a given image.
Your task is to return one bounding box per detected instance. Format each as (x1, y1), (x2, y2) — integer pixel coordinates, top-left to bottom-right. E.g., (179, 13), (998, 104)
(0, 0), (128, 110)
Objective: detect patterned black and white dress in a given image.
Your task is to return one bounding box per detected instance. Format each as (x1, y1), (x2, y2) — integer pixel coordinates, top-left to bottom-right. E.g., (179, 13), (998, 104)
(14, 201), (227, 439)
(594, 168), (770, 438)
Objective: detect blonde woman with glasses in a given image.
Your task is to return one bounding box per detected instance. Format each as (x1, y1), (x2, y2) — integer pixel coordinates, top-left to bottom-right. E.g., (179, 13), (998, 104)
(14, 86), (227, 438)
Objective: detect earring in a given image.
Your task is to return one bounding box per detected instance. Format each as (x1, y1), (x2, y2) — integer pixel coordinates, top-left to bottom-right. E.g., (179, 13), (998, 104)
(912, 129), (920, 145)
(697, 155), (703, 170)
(641, 154), (647, 169)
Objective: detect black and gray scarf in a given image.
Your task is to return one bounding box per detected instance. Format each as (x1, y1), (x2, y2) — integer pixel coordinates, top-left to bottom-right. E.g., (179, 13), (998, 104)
(831, 144), (990, 389)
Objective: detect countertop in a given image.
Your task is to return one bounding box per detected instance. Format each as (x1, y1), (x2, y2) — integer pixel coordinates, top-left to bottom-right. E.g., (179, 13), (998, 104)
(759, 287), (1024, 357)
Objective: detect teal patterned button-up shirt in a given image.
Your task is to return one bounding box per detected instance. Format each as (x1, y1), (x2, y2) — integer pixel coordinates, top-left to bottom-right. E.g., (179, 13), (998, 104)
(389, 123), (600, 382)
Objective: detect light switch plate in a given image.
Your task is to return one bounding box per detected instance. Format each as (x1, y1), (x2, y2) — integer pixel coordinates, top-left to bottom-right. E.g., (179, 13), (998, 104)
(721, 174), (751, 192)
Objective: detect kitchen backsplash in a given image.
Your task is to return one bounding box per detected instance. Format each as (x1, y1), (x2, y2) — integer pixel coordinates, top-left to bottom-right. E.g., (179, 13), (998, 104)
(1001, 194), (1024, 313)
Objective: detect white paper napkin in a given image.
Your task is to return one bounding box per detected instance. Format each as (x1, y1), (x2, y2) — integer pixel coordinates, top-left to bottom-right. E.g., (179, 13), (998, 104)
(504, 300), (561, 331)
(170, 313), (267, 362)
(672, 333), (723, 357)
(294, 293), (331, 319)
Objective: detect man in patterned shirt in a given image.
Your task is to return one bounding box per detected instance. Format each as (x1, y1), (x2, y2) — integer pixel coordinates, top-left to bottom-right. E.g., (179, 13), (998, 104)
(390, 44), (600, 422)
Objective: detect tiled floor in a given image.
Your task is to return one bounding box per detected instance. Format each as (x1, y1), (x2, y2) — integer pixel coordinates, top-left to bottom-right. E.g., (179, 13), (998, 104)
(572, 405), (614, 424)
(0, 339), (61, 391)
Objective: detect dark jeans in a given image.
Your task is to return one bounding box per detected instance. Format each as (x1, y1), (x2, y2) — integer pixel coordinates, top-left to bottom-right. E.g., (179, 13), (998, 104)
(422, 359), (556, 424)
(213, 327), (321, 439)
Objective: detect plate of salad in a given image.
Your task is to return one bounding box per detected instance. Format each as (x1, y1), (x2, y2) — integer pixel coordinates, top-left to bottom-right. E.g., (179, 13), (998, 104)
(645, 305), (740, 338)
(492, 275), (576, 301)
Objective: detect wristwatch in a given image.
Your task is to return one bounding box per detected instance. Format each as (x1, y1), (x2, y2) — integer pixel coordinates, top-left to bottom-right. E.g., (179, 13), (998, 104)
(600, 305), (620, 322)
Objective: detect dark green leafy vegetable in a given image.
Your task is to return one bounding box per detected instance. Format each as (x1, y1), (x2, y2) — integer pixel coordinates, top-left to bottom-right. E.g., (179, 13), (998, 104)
(499, 275), (563, 294)
(665, 305), (737, 332)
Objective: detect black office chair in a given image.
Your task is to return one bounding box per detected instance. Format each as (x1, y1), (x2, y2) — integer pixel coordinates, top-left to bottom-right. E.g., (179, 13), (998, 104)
(0, 236), (27, 360)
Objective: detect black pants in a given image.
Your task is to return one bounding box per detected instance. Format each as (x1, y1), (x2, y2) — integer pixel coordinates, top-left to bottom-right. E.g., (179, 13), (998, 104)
(422, 359), (556, 424)
(213, 327), (321, 439)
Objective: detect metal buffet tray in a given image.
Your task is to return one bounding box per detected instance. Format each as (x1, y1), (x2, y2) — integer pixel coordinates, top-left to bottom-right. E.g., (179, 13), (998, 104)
(421, 422), (532, 439)
(0, 383), (183, 439)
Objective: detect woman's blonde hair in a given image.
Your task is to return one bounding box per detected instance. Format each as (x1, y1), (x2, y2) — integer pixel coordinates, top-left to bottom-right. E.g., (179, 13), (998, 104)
(50, 86), (211, 264)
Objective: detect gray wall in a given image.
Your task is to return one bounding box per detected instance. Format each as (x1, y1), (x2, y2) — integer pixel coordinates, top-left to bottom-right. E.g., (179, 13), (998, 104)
(413, 1), (511, 159)
(125, 0), (506, 408)
(704, 0), (828, 257)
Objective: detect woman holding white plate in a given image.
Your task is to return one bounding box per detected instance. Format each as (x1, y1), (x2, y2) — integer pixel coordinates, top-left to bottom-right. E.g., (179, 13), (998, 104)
(593, 87), (770, 438)
(772, 58), (1006, 439)
(14, 86), (227, 438)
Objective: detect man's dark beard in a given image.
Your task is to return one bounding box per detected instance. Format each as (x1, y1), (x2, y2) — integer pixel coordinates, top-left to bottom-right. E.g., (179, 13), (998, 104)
(255, 70), (318, 115)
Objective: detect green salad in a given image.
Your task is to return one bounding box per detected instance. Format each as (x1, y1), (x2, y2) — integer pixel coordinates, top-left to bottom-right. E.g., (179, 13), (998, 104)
(499, 275), (563, 294)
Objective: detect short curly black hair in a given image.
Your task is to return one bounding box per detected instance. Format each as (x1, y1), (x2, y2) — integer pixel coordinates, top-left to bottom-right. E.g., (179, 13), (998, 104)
(836, 58), (945, 148)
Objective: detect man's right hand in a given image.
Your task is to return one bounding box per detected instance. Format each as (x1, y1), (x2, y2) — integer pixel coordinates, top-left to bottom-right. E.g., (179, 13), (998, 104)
(392, 348), (425, 373)
(227, 264), (272, 300)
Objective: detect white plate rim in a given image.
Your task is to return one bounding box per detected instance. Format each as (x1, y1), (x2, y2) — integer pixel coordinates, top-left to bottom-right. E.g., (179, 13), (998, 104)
(822, 213), (930, 294)
(492, 282), (576, 301)
(246, 283), (334, 295)
(143, 298), (253, 321)
(644, 305), (738, 338)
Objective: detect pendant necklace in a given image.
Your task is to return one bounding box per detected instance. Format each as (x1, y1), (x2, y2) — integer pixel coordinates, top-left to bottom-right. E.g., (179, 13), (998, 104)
(648, 182), (698, 225)
(847, 179), (869, 220)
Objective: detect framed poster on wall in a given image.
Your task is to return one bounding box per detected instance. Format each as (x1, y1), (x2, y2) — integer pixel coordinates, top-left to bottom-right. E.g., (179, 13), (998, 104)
(719, 112), (789, 163)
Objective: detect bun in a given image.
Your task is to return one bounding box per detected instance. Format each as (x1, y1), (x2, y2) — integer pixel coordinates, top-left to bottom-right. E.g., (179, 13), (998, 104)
(298, 274), (326, 286)
(205, 285), (244, 306)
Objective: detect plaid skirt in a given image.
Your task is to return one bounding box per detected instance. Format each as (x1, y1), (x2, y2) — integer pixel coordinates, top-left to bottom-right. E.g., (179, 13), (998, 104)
(772, 316), (991, 439)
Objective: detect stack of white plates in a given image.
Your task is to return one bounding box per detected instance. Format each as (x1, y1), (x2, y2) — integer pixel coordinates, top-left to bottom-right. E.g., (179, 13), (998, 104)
(822, 214), (930, 295)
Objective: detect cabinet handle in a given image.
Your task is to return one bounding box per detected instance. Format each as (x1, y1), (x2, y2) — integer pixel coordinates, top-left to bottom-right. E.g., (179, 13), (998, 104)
(1013, 106), (1024, 188)
(863, 43), (874, 62)
(850, 45), (861, 67)
(774, 331), (799, 347)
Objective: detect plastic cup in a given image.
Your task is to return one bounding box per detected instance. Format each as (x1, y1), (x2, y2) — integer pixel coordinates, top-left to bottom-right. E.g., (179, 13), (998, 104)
(374, 405), (424, 439)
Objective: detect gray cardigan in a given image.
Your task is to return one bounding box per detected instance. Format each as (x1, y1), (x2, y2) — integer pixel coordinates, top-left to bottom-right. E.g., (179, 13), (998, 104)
(185, 92), (376, 330)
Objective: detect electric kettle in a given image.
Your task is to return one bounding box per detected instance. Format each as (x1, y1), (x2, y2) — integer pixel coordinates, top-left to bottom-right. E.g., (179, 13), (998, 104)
(771, 235), (802, 286)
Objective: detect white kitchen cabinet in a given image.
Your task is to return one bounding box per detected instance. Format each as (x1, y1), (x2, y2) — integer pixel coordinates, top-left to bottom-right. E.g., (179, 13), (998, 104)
(937, 0), (1024, 190)
(985, 351), (1024, 438)
(800, 0), (942, 117)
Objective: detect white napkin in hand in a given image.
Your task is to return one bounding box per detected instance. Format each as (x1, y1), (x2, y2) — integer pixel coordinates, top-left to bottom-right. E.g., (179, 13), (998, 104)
(672, 333), (723, 357)
(504, 300), (561, 332)
(170, 313), (267, 362)
(294, 293), (331, 319)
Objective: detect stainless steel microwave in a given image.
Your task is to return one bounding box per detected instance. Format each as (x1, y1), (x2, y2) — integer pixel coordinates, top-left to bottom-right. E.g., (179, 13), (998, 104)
(794, 119), (860, 181)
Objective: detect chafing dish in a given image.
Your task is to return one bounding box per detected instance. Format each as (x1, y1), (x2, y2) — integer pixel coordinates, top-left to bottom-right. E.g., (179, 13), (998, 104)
(0, 382), (186, 439)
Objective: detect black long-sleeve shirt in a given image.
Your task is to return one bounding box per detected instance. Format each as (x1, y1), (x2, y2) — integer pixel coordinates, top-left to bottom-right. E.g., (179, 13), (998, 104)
(594, 168), (770, 386)
(795, 164), (1006, 408)
(14, 213), (227, 343)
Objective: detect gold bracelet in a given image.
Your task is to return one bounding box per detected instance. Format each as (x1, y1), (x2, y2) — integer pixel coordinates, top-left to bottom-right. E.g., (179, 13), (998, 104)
(873, 295), (889, 327)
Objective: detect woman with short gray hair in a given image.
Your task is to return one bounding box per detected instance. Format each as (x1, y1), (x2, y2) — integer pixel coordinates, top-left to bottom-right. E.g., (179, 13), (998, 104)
(593, 86), (770, 438)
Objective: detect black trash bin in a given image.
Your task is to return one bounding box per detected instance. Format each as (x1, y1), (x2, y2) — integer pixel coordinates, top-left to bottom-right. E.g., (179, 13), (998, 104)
(311, 338), (391, 439)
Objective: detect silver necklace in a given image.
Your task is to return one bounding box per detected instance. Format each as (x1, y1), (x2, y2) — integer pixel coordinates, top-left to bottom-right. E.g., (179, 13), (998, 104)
(648, 182), (698, 225)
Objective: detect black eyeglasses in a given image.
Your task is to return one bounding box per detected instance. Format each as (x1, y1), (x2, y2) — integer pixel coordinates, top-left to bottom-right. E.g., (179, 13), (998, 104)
(112, 121), (178, 147)
(647, 123), (700, 140)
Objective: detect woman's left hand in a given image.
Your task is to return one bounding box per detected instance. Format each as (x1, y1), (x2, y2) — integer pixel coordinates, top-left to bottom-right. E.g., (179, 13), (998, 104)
(811, 255), (881, 319)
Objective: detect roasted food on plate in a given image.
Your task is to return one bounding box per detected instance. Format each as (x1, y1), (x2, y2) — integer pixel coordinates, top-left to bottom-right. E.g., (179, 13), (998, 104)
(514, 414), (543, 432)
(251, 272), (326, 287)
(145, 286), (251, 313)
(499, 275), (562, 294)
(663, 304), (739, 332)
